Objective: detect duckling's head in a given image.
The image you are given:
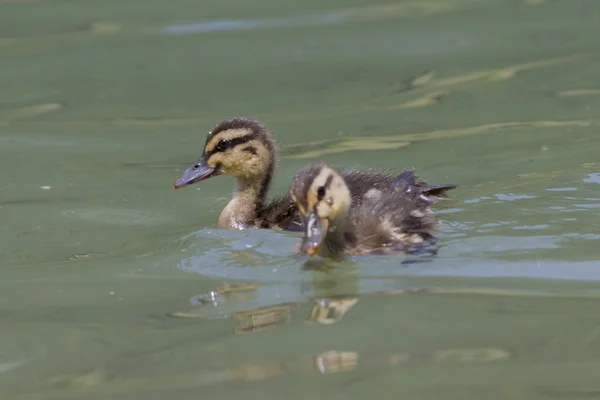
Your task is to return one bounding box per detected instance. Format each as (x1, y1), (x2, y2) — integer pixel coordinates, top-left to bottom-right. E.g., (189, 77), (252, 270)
(289, 163), (351, 256)
(173, 117), (276, 189)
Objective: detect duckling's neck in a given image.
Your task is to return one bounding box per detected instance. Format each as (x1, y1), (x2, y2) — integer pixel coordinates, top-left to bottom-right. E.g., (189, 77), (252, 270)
(218, 175), (271, 229)
(319, 214), (349, 259)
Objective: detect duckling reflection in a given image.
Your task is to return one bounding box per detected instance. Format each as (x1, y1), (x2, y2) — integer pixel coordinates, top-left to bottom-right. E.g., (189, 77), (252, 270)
(306, 297), (359, 325)
(170, 262), (442, 335)
(170, 282), (299, 335)
(234, 303), (296, 334)
(173, 117), (455, 231)
(187, 283), (260, 308)
(173, 289), (357, 332)
(170, 283), (264, 320)
(171, 260), (364, 332)
(290, 163), (455, 258)
(303, 262), (361, 325)
(48, 346), (510, 393)
(170, 260), (361, 329)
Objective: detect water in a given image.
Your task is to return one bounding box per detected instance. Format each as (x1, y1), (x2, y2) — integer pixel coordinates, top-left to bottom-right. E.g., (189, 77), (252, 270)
(1, 0), (600, 398)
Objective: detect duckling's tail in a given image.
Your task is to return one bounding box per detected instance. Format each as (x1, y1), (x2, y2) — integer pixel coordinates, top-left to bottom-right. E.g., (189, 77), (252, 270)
(390, 170), (457, 201)
(420, 183), (458, 199)
(389, 170), (418, 192)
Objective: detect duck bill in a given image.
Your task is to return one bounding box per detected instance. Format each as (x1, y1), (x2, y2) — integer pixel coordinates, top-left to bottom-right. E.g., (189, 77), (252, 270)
(301, 213), (329, 255)
(173, 155), (218, 189)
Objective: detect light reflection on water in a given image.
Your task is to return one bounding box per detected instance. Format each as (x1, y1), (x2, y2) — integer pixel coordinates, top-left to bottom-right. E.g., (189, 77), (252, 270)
(157, 12), (348, 35)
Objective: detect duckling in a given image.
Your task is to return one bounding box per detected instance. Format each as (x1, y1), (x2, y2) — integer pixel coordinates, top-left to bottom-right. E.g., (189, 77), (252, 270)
(290, 162), (451, 258)
(173, 117), (456, 231)
(173, 117), (294, 230)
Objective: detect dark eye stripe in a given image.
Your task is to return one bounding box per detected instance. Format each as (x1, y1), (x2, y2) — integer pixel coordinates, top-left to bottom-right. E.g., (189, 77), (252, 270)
(242, 146), (257, 155)
(316, 174), (334, 202)
(206, 134), (255, 156)
(324, 174), (334, 190)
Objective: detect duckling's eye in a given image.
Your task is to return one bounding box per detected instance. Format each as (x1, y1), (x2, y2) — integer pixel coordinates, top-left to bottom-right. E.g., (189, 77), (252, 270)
(216, 139), (230, 151)
(316, 186), (326, 200)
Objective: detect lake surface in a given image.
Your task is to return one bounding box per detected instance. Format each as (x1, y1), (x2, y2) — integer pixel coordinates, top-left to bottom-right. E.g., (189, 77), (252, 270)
(1, 0), (600, 398)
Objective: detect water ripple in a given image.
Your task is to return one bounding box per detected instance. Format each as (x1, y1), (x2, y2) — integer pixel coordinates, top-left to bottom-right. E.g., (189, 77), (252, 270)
(155, 12), (348, 35)
(584, 172), (600, 184)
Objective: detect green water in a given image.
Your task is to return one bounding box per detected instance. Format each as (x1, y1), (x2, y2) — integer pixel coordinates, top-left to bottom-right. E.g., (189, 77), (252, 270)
(2, 0), (600, 398)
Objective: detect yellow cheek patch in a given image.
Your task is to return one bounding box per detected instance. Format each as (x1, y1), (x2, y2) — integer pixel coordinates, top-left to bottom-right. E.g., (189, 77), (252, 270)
(317, 202), (331, 217)
(306, 190), (318, 212)
(229, 149), (260, 177)
(206, 153), (223, 168)
(207, 148), (251, 174)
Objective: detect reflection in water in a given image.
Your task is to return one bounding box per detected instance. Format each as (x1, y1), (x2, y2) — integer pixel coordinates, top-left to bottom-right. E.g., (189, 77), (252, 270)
(170, 267), (364, 331)
(283, 117), (596, 159)
(306, 297), (359, 325)
(170, 283), (264, 320)
(158, 12), (348, 35)
(170, 269), (431, 335)
(584, 173), (600, 184)
(47, 347), (510, 395)
(233, 303), (296, 334)
(155, 1), (480, 36)
(0, 360), (26, 375)
(188, 282), (261, 308)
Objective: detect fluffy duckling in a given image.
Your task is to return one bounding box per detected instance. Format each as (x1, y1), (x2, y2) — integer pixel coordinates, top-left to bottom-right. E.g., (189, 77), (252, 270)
(173, 117), (295, 230)
(173, 117), (456, 231)
(290, 163), (450, 258)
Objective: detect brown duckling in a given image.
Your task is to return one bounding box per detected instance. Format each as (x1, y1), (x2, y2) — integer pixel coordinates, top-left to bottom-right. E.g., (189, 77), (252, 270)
(290, 162), (451, 259)
(173, 117), (456, 231)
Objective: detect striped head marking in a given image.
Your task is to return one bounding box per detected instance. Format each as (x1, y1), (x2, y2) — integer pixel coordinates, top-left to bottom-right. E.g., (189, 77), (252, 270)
(173, 117), (276, 189)
(290, 163), (351, 255)
(202, 117), (275, 180)
(290, 163), (351, 219)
